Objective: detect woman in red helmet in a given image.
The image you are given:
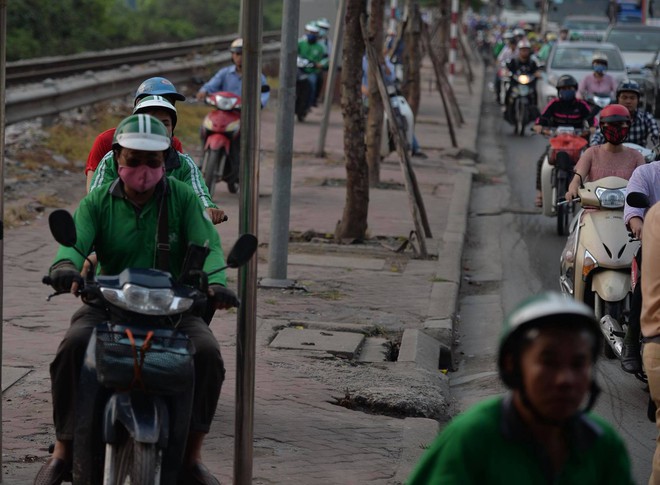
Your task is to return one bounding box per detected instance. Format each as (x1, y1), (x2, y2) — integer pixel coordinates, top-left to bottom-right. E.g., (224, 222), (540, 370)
(565, 103), (644, 202)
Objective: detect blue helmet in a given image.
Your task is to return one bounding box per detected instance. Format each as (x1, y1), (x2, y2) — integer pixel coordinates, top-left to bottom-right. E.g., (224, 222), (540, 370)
(134, 77), (186, 104)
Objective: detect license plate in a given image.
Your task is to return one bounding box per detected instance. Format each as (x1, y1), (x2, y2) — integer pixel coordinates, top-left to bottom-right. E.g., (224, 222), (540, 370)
(518, 85), (529, 96)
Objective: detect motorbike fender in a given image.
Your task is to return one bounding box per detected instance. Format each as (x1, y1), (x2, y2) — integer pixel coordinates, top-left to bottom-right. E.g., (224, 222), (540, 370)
(591, 270), (631, 302)
(577, 210), (638, 270)
(204, 133), (231, 152)
(103, 393), (169, 447)
(540, 155), (554, 217)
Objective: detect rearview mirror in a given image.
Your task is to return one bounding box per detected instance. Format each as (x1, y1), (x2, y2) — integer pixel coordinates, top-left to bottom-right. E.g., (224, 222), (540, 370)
(226, 234), (258, 268)
(626, 191), (651, 209)
(49, 210), (77, 247)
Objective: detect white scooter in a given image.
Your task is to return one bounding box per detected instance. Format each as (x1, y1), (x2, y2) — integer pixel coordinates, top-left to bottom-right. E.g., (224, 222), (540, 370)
(380, 84), (415, 158)
(559, 176), (640, 359)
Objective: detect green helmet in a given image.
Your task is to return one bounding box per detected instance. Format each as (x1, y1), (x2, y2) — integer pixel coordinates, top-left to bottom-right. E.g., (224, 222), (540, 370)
(133, 95), (178, 130)
(113, 114), (170, 151)
(498, 292), (601, 389)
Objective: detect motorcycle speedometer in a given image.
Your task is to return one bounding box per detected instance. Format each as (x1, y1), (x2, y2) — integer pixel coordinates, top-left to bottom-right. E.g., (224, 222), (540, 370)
(595, 187), (626, 209)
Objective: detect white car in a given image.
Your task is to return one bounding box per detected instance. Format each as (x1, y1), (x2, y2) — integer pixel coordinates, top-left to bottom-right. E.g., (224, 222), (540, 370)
(538, 41), (628, 114)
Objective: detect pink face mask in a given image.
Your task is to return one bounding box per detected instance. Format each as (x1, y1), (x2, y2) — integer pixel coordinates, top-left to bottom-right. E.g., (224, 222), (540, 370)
(118, 165), (165, 193)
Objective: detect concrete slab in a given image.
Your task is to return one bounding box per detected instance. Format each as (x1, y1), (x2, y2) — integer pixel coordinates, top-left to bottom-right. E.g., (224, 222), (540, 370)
(269, 328), (365, 359)
(423, 318), (453, 348)
(2, 366), (31, 393)
(397, 329), (440, 372)
(357, 337), (389, 362)
(287, 253), (385, 270)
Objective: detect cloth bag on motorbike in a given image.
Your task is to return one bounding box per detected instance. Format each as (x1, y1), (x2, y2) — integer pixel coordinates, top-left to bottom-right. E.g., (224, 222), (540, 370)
(94, 325), (195, 395)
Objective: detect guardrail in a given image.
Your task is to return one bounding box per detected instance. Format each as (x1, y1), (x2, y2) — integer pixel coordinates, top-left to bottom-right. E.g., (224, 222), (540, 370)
(5, 42), (281, 126)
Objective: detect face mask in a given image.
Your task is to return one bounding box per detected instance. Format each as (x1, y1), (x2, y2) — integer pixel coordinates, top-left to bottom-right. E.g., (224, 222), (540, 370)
(307, 34), (318, 43)
(118, 165), (164, 193)
(558, 89), (576, 102)
(602, 123), (630, 145)
(593, 65), (607, 74)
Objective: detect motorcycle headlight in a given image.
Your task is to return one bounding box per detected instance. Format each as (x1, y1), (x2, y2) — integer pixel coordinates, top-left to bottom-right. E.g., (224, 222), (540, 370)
(517, 74), (530, 84)
(593, 96), (610, 108)
(101, 284), (193, 315)
(595, 187), (626, 209)
(213, 95), (238, 111)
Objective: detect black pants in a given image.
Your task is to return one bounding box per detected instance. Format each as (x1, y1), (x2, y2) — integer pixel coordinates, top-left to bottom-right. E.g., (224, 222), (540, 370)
(50, 305), (225, 440)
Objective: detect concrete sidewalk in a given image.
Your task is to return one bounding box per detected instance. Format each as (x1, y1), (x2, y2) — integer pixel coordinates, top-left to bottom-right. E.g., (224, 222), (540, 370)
(1, 57), (483, 484)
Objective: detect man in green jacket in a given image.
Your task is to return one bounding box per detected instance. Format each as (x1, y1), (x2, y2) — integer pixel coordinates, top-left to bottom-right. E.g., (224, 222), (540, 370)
(34, 115), (233, 485)
(298, 22), (328, 111)
(408, 292), (634, 485)
(90, 95), (226, 224)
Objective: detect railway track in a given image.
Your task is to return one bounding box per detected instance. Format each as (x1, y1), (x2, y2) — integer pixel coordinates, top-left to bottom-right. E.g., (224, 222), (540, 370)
(4, 32), (281, 126)
(6, 31), (280, 86)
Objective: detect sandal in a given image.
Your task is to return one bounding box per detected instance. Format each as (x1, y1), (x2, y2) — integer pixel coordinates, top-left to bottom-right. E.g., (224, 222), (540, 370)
(535, 192), (543, 208)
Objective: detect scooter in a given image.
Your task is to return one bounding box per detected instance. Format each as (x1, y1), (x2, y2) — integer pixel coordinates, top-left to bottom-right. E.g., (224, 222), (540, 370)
(200, 91), (242, 196)
(380, 83), (415, 158)
(539, 126), (588, 235)
(559, 176), (640, 360)
(43, 209), (257, 484)
(296, 56), (316, 122)
(584, 91), (612, 119)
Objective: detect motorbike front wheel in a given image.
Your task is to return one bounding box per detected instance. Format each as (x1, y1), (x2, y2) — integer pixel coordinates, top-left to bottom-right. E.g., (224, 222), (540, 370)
(555, 171), (571, 236)
(602, 299), (625, 360)
(201, 149), (227, 199)
(111, 437), (158, 485)
(515, 98), (527, 136)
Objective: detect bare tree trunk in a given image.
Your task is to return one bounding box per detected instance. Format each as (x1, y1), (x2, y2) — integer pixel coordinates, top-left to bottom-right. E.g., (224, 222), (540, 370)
(335, 0), (369, 241)
(366, 0), (386, 188)
(402, 0), (421, 118)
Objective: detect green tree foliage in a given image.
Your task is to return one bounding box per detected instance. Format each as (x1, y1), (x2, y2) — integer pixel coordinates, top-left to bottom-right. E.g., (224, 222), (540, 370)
(7, 0), (283, 61)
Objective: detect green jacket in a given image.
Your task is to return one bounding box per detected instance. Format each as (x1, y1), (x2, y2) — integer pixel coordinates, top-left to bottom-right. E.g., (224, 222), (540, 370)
(407, 396), (633, 485)
(90, 148), (217, 210)
(298, 38), (328, 73)
(53, 177), (226, 286)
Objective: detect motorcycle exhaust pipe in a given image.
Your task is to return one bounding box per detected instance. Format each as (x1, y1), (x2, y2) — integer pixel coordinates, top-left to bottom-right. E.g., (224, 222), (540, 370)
(599, 315), (624, 359)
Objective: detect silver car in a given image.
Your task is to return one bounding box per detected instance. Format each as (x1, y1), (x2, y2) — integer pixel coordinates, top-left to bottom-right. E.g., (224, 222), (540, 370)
(603, 24), (660, 115)
(538, 41), (628, 113)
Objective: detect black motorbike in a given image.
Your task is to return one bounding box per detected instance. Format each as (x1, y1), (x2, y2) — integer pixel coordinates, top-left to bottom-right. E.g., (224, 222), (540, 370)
(505, 71), (538, 136)
(43, 210), (257, 484)
(295, 56), (316, 122)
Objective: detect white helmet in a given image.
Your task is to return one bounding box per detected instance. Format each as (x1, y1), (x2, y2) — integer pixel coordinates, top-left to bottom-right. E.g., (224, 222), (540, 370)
(305, 22), (320, 34)
(133, 95), (177, 129)
(113, 114), (170, 152)
(517, 39), (531, 50)
(230, 38), (243, 53)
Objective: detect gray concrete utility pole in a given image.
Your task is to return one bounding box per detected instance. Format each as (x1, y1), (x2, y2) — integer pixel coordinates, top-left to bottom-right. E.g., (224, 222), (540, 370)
(234, 0), (262, 483)
(0, 0), (5, 478)
(263, 0), (301, 286)
(315, 0), (347, 157)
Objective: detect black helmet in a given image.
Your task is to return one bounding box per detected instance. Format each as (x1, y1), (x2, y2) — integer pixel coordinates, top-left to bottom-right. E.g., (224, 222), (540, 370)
(556, 74), (578, 90)
(616, 80), (642, 99)
(498, 292), (601, 389)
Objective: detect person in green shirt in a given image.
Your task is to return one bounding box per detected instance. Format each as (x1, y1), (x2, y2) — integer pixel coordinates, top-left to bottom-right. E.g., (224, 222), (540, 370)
(35, 115), (234, 485)
(408, 292), (634, 485)
(298, 22), (328, 112)
(90, 95), (226, 225)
